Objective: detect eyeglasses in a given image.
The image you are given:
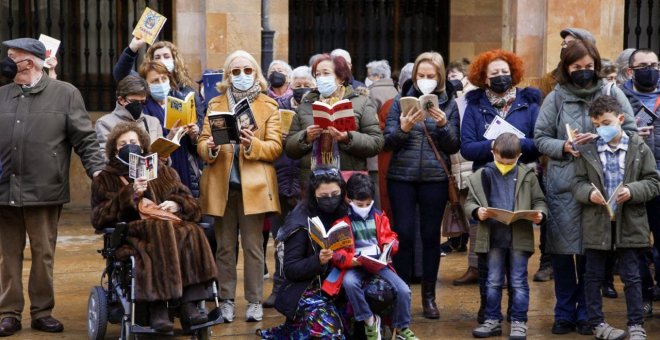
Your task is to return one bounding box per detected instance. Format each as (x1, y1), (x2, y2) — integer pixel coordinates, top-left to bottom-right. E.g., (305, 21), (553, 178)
(312, 167), (340, 179)
(631, 64), (660, 71)
(231, 67), (254, 76)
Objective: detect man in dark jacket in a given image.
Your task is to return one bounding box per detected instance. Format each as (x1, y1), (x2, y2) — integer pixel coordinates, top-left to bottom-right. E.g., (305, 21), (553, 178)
(0, 38), (105, 336)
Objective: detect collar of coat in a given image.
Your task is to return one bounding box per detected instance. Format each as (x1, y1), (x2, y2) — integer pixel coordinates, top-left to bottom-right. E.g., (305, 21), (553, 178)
(112, 102), (146, 122)
(466, 163), (536, 207)
(578, 132), (644, 190)
(7, 73), (51, 97)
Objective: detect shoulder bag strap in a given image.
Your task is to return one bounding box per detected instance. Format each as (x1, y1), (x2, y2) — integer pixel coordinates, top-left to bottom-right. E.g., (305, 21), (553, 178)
(421, 123), (452, 176)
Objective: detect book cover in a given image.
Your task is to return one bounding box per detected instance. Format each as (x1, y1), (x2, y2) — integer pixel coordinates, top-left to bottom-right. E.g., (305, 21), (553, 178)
(128, 153), (158, 181)
(483, 115), (526, 140)
(566, 123), (578, 150)
(307, 217), (354, 251)
(208, 111), (240, 145)
(485, 208), (542, 225)
(202, 72), (223, 102)
(233, 97), (258, 132)
(399, 94), (439, 119)
(311, 132), (340, 170)
(132, 7), (167, 45)
(150, 128), (185, 158)
(165, 92), (196, 130)
(38, 34), (60, 62)
(279, 109), (296, 135)
(312, 99), (356, 132)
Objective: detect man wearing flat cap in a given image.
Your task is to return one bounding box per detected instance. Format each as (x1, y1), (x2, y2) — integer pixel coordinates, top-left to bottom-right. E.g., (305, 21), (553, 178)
(0, 38), (104, 336)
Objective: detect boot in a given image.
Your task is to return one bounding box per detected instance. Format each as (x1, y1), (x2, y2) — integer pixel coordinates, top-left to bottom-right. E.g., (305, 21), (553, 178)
(453, 266), (478, 286)
(181, 301), (208, 325)
(421, 281), (440, 319)
(149, 302), (173, 332)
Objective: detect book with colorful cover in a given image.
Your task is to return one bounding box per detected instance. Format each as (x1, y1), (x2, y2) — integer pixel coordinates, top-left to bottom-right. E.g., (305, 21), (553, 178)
(202, 72), (223, 102)
(129, 153), (158, 181)
(132, 7), (167, 45)
(308, 217), (353, 251)
(279, 109), (296, 135)
(355, 242), (394, 274)
(312, 99), (356, 132)
(311, 132), (340, 170)
(165, 92), (196, 130)
(207, 98), (258, 145)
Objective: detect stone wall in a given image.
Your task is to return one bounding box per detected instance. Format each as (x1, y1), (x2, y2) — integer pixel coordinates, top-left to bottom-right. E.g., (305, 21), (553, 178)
(449, 0), (504, 64)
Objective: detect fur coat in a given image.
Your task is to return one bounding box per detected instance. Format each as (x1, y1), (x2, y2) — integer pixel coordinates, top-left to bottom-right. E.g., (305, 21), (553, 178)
(91, 158), (217, 301)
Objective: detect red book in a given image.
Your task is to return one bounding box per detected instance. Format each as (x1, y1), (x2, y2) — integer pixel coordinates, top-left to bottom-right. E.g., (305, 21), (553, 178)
(312, 99), (357, 132)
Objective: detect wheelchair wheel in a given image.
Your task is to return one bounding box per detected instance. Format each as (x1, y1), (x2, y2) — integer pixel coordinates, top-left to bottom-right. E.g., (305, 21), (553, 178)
(87, 286), (109, 340)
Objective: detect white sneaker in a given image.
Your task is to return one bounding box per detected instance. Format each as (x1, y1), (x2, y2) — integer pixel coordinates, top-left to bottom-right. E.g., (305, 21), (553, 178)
(246, 302), (263, 322)
(628, 325), (647, 340)
(593, 322), (626, 340)
(219, 300), (235, 323)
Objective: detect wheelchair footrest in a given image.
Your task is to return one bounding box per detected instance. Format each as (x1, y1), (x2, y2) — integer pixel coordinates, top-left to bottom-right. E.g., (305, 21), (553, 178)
(189, 308), (224, 331)
(130, 324), (174, 335)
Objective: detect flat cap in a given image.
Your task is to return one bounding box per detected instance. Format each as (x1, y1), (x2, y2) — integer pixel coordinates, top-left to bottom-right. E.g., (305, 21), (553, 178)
(2, 38), (46, 60)
(560, 28), (596, 46)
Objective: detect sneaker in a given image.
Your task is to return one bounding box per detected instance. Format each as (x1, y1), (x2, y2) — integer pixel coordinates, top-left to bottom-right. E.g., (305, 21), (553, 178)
(593, 322), (627, 340)
(364, 315), (381, 340)
(533, 266), (553, 282)
(441, 251), (447, 257)
(628, 324), (647, 340)
(509, 321), (527, 340)
(219, 300), (235, 323)
(551, 320), (575, 334)
(642, 300), (653, 317)
(246, 302), (263, 322)
(396, 327), (419, 340)
(472, 319), (502, 338)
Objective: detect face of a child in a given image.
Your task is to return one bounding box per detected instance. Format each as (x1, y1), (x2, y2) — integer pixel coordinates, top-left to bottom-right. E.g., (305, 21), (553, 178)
(350, 198), (373, 208)
(591, 111), (624, 129)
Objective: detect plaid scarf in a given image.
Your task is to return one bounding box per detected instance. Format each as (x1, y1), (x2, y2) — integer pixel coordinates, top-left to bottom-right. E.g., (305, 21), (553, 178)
(486, 87), (517, 117)
(227, 83), (261, 109)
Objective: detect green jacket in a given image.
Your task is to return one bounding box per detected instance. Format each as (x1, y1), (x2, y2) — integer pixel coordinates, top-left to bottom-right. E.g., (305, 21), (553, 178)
(464, 164), (548, 253)
(572, 133), (660, 250)
(285, 86), (384, 171)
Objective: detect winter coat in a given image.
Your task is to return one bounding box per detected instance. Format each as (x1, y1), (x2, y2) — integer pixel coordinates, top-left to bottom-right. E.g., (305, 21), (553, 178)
(534, 80), (637, 254)
(95, 102), (163, 162)
(368, 78), (399, 112)
(274, 203), (334, 320)
(0, 76), (105, 206)
(620, 81), (660, 166)
(464, 164), (548, 253)
(572, 133), (660, 250)
(91, 158), (217, 301)
(459, 87), (542, 171)
(286, 86), (384, 171)
(268, 88), (302, 199)
(450, 95), (474, 189)
(384, 80), (461, 182)
(197, 93), (282, 217)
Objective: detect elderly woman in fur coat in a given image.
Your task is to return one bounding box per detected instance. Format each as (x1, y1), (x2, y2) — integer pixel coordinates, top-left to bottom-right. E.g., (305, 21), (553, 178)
(91, 122), (217, 332)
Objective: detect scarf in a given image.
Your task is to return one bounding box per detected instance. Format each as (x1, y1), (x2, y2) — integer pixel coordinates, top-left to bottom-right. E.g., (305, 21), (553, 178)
(228, 83), (261, 109)
(320, 86), (346, 105)
(563, 78), (605, 98)
(486, 87), (517, 117)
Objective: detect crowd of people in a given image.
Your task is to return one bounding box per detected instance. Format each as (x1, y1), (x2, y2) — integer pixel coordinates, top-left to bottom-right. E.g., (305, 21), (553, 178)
(0, 25), (660, 340)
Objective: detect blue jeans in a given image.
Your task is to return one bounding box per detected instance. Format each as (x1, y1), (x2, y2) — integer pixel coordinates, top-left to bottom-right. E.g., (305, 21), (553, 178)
(342, 267), (412, 329)
(484, 248), (530, 322)
(552, 254), (587, 323)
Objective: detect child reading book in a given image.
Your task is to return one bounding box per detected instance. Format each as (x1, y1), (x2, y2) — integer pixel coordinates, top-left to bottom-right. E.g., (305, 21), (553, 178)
(332, 173), (418, 340)
(572, 96), (660, 340)
(464, 132), (547, 339)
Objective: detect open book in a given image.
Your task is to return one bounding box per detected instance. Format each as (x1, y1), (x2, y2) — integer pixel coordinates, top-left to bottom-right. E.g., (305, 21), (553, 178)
(129, 153), (158, 181)
(355, 242), (394, 274)
(38, 34), (60, 64)
(486, 208), (541, 225)
(399, 94), (438, 119)
(592, 182), (623, 220)
(202, 72), (223, 102)
(279, 109), (296, 135)
(132, 7), (167, 45)
(312, 100), (356, 132)
(165, 92), (197, 130)
(483, 115), (525, 140)
(308, 217), (354, 251)
(150, 128), (185, 158)
(208, 98), (258, 145)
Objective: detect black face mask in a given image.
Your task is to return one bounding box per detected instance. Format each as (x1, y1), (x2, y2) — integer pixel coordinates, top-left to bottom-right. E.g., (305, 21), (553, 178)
(448, 79), (463, 92)
(570, 69), (595, 88)
(488, 75), (512, 94)
(633, 67), (660, 90)
(317, 195), (343, 213)
(116, 144), (143, 165)
(268, 71), (287, 88)
(1, 57), (18, 79)
(124, 101), (143, 120)
(293, 87), (310, 103)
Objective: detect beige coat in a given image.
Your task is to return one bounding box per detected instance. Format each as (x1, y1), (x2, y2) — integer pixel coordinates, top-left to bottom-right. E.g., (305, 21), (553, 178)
(197, 93), (282, 216)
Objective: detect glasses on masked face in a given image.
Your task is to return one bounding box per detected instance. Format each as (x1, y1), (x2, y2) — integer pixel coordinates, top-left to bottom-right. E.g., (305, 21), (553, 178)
(231, 67), (254, 76)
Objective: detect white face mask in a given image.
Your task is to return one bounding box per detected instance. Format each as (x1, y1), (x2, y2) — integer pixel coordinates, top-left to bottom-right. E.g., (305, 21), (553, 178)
(350, 201), (374, 220)
(161, 59), (175, 73)
(416, 78), (437, 95)
(365, 78), (373, 88)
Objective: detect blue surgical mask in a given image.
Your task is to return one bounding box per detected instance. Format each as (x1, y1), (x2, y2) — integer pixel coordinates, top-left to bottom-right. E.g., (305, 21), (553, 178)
(161, 59), (175, 73)
(149, 80), (170, 101)
(317, 75), (338, 97)
(596, 124), (620, 143)
(232, 73), (255, 91)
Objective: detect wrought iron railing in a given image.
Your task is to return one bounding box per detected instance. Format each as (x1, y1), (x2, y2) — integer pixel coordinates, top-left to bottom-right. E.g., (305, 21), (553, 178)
(624, 0), (660, 55)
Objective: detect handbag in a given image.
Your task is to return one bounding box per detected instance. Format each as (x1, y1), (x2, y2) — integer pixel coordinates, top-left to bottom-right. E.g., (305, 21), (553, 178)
(420, 124), (469, 237)
(119, 176), (182, 222)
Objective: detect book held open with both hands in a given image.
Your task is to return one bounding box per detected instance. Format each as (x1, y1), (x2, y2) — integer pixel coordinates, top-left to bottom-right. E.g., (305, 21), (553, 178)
(165, 92), (197, 130)
(208, 98), (258, 145)
(129, 153), (158, 181)
(312, 100), (356, 132)
(485, 208), (541, 225)
(307, 217), (354, 251)
(355, 242), (395, 274)
(399, 94), (439, 119)
(150, 128), (185, 158)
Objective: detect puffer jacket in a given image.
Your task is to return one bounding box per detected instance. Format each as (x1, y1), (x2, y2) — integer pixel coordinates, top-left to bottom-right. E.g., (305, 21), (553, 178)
(534, 80), (636, 254)
(620, 80), (660, 167)
(384, 80), (461, 182)
(286, 86), (384, 171)
(459, 87), (542, 170)
(573, 133), (660, 250)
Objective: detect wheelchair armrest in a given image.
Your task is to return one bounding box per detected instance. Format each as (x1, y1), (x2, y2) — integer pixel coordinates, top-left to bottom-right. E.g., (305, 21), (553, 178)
(102, 228), (115, 235)
(109, 222), (129, 249)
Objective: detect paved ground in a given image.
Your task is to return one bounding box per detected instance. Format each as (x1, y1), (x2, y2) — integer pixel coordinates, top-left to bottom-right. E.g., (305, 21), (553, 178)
(7, 209), (660, 339)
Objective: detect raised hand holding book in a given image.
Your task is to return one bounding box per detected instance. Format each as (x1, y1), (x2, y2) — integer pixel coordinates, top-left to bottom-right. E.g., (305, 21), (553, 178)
(132, 7), (167, 45)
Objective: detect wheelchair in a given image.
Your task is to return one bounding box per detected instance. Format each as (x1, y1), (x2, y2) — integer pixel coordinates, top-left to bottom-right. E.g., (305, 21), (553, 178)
(87, 222), (223, 340)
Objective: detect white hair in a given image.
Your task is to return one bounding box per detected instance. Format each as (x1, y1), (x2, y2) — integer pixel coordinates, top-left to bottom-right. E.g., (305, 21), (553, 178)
(291, 66), (315, 85)
(330, 48), (352, 64)
(366, 60), (391, 79)
(219, 50), (268, 92)
(30, 54), (45, 69)
(615, 48), (636, 85)
(268, 60), (293, 79)
(399, 62), (415, 87)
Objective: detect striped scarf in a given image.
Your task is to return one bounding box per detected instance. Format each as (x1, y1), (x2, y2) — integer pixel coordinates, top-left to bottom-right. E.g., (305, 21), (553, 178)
(227, 83), (261, 109)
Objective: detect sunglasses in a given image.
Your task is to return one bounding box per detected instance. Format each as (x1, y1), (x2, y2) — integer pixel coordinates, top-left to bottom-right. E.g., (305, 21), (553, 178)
(125, 98), (147, 105)
(231, 67), (254, 76)
(312, 167), (340, 178)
